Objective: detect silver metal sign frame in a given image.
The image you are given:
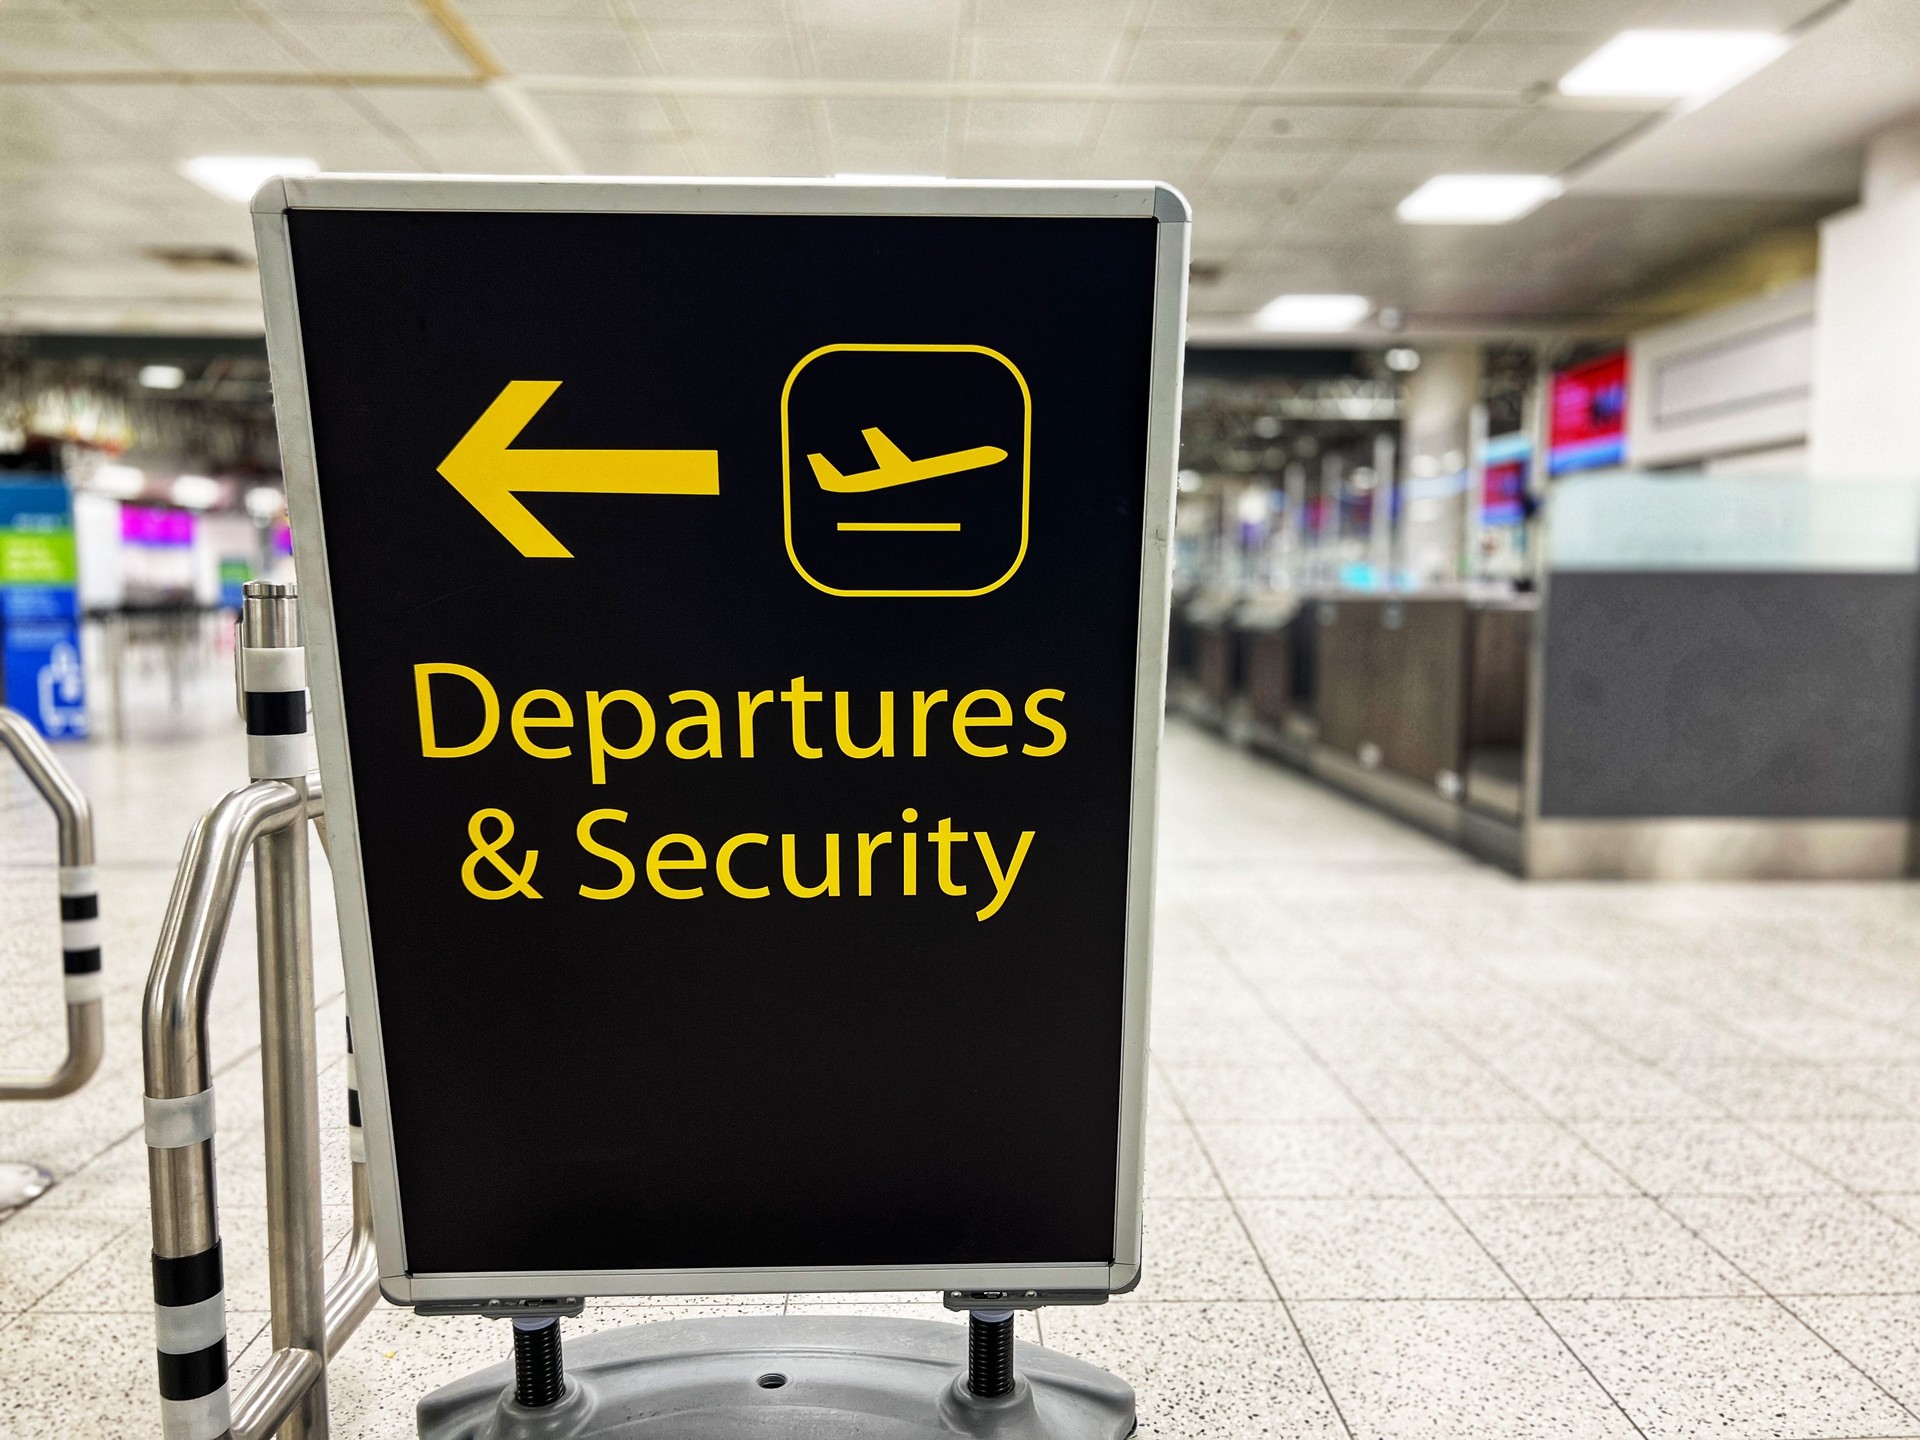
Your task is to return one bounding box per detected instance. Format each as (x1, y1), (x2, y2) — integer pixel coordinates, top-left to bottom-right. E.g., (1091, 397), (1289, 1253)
(252, 174), (1189, 1306)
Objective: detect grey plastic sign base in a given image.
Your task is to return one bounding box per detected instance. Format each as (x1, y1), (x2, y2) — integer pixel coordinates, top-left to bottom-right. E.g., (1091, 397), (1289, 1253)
(416, 1314), (1135, 1439)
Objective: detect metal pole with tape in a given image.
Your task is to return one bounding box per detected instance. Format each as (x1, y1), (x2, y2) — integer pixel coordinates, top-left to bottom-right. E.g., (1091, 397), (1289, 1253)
(144, 579), (376, 1440)
(0, 705), (103, 1209)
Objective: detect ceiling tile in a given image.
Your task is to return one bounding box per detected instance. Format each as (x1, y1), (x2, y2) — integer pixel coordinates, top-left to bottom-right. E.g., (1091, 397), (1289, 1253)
(1420, 38), (1595, 91)
(110, 18), (309, 71)
(1084, 138), (1216, 178)
(1125, 32), (1286, 84)
(1369, 105), (1519, 144)
(675, 95), (814, 139)
(1236, 103), (1378, 142)
(573, 136), (697, 175)
(1487, 106), (1648, 169)
(699, 131), (821, 176)
(211, 84), (392, 138)
(1206, 144), (1339, 185)
(966, 27), (1122, 83)
(954, 139), (1082, 177)
(1310, 0), (1484, 30)
(61, 84), (254, 157)
(536, 92), (677, 141)
(643, 26), (798, 78)
(248, 0), (428, 15)
(0, 16), (157, 71)
(414, 127), (554, 174)
(1101, 102), (1237, 143)
(825, 97), (949, 145)
(1146, 0), (1313, 24)
(809, 25), (958, 82)
(1476, 0), (1645, 31)
(456, 0), (624, 15)
(963, 101), (1097, 142)
(476, 19), (645, 75)
(1276, 40), (1438, 88)
(622, 0), (790, 19)
(269, 16), (469, 73)
(359, 86), (502, 136)
(973, 0), (1137, 26)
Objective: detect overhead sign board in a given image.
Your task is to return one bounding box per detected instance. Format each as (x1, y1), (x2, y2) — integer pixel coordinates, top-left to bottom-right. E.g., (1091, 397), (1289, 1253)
(254, 176), (1188, 1304)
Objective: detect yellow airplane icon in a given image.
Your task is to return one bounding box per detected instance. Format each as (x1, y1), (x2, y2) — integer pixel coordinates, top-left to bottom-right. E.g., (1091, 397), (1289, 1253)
(808, 427), (1008, 493)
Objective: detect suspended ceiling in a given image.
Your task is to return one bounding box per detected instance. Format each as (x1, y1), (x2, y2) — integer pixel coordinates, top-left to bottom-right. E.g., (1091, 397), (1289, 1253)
(0, 0), (1876, 337)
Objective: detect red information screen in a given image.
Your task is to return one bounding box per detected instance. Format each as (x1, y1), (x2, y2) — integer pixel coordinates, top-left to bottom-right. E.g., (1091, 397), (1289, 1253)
(1548, 351), (1628, 475)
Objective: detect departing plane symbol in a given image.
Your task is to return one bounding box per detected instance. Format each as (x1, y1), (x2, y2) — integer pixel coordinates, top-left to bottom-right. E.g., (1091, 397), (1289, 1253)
(808, 427), (1007, 534)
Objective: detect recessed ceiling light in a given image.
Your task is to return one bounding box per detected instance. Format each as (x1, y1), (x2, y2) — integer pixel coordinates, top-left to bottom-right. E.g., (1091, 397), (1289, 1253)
(179, 155), (319, 204)
(245, 485), (285, 521)
(1254, 294), (1372, 333)
(832, 173), (947, 184)
(1558, 29), (1789, 101)
(138, 363), (186, 390)
(1397, 173), (1563, 225)
(1384, 347), (1421, 373)
(170, 475), (223, 510)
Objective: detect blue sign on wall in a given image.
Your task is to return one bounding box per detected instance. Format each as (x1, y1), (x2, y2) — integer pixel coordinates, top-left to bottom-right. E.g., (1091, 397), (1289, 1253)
(0, 479), (87, 739)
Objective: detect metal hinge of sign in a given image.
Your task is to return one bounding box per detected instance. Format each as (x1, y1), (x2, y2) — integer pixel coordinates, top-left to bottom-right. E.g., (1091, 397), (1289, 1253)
(413, 1297), (586, 1319)
(942, 1289), (1113, 1312)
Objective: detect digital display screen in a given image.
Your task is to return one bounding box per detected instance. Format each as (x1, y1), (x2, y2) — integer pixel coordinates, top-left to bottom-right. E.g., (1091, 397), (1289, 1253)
(1549, 352), (1628, 476)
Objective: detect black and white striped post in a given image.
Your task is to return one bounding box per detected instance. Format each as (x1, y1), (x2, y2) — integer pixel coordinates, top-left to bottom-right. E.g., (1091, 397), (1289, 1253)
(0, 704), (104, 1209)
(145, 578), (341, 1440)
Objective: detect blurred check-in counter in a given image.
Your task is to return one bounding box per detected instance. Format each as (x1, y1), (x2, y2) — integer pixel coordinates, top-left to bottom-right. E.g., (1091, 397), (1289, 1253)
(1170, 475), (1920, 880)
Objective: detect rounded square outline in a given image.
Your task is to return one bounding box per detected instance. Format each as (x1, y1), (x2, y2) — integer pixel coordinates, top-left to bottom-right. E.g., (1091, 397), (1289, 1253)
(780, 343), (1032, 597)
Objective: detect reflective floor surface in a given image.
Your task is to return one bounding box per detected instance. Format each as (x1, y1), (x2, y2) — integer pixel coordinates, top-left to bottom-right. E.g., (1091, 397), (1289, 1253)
(9, 716), (1920, 1437)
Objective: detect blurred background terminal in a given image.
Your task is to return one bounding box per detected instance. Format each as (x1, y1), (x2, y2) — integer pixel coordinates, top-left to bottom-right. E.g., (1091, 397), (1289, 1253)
(13, 1), (1920, 1436)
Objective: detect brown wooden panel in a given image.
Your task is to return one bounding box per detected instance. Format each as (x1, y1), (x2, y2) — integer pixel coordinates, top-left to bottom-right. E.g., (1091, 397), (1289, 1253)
(1315, 600), (1373, 754)
(1243, 629), (1293, 725)
(1376, 599), (1469, 785)
(1195, 625), (1237, 706)
(1469, 606), (1532, 749)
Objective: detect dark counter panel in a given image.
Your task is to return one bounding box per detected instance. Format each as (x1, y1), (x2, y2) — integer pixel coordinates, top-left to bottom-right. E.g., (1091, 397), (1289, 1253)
(1539, 571), (1920, 820)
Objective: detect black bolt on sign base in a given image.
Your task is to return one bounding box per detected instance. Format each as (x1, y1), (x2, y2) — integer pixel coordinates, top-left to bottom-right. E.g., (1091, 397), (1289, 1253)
(967, 1310), (1016, 1399)
(514, 1317), (565, 1408)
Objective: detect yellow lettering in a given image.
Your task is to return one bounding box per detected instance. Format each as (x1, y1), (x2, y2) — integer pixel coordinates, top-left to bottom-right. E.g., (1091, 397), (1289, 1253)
(857, 831), (893, 896)
(835, 691), (894, 759)
(973, 830), (1035, 921)
(952, 689), (1013, 757)
(666, 689), (724, 759)
(575, 809), (634, 899)
(1022, 689), (1067, 757)
(901, 808), (919, 895)
(717, 833), (771, 898)
(781, 832), (839, 897)
(585, 689), (655, 785)
(737, 690), (774, 758)
(929, 815), (968, 895)
(911, 691), (948, 757)
(782, 675), (824, 758)
(510, 689), (573, 759)
(646, 833), (706, 900)
(415, 663), (498, 758)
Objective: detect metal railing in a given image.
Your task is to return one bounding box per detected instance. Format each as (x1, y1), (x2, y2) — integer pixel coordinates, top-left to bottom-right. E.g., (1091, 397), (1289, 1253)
(0, 705), (103, 1208)
(144, 581), (377, 1440)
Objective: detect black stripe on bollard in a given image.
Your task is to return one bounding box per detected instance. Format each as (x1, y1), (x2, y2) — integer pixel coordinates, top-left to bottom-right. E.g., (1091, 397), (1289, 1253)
(153, 1242), (223, 1308)
(62, 947), (102, 974)
(59, 893), (98, 921)
(243, 690), (307, 736)
(157, 1341), (229, 1402)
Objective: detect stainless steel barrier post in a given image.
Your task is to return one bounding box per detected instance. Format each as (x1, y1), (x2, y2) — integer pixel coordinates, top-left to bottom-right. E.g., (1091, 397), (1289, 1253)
(0, 705), (103, 1209)
(144, 579), (377, 1440)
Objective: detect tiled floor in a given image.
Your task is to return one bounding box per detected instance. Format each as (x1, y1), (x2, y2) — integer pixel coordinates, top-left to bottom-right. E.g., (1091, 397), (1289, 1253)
(10, 714), (1920, 1436)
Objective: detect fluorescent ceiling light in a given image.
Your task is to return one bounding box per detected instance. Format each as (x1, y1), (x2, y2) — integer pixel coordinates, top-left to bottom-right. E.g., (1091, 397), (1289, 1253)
(245, 485), (284, 521)
(833, 173), (946, 183)
(90, 464), (147, 499)
(1384, 347), (1421, 373)
(170, 475), (223, 510)
(1558, 29), (1789, 100)
(179, 155), (319, 204)
(138, 363), (186, 390)
(1254, 293), (1371, 333)
(1397, 173), (1562, 225)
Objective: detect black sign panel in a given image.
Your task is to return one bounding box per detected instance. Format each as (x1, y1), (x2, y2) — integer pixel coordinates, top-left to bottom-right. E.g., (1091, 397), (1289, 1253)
(261, 181), (1182, 1296)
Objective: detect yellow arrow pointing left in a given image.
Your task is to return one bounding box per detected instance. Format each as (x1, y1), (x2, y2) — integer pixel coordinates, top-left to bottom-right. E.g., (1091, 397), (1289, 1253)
(437, 380), (720, 558)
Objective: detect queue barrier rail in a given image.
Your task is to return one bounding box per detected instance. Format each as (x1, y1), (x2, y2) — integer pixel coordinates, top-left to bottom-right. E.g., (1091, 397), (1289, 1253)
(0, 705), (103, 1209)
(144, 582), (377, 1440)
